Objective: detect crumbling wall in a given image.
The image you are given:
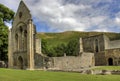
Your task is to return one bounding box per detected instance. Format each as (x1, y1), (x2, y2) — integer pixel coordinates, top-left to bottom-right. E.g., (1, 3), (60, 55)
(82, 34), (105, 53)
(105, 48), (120, 65)
(34, 53), (48, 69)
(49, 53), (94, 71)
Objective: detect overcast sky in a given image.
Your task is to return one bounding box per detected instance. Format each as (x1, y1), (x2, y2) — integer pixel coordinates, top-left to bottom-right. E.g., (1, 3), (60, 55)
(1, 0), (120, 32)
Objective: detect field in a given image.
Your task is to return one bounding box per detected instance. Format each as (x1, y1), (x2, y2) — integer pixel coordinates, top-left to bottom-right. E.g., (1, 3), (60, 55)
(0, 68), (120, 81)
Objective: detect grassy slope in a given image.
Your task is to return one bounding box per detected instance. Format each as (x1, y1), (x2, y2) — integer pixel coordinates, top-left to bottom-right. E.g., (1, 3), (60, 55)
(36, 31), (120, 48)
(0, 68), (120, 81)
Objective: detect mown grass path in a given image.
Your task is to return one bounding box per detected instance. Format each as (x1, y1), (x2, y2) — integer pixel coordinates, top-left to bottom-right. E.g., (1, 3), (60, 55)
(0, 68), (120, 81)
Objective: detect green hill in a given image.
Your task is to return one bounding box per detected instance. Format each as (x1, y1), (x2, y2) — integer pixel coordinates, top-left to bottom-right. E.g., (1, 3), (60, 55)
(36, 31), (120, 48)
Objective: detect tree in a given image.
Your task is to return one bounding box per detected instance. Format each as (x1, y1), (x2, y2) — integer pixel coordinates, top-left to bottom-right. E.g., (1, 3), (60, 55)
(54, 43), (66, 57)
(0, 4), (14, 61)
(41, 39), (48, 54)
(66, 39), (79, 56)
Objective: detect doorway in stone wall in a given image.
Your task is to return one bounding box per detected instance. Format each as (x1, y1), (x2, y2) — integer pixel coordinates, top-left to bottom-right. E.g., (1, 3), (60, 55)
(18, 56), (23, 69)
(108, 58), (113, 65)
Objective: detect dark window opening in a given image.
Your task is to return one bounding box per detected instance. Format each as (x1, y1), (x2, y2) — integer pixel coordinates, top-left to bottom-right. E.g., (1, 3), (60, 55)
(95, 39), (99, 52)
(15, 34), (19, 50)
(19, 12), (22, 19)
(108, 58), (113, 65)
(18, 56), (23, 69)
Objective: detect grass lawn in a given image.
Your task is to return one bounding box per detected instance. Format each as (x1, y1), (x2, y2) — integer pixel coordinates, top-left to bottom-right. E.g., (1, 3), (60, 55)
(92, 66), (120, 70)
(0, 68), (120, 81)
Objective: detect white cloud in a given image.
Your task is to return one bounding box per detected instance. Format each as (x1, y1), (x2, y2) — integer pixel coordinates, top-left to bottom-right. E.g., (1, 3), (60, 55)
(5, 22), (12, 29)
(115, 18), (120, 24)
(0, 0), (120, 32)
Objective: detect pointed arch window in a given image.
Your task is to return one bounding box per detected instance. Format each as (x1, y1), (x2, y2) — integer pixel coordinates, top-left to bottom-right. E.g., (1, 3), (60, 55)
(19, 26), (23, 50)
(95, 39), (99, 52)
(15, 34), (19, 51)
(19, 26), (23, 33)
(23, 30), (27, 51)
(19, 12), (22, 19)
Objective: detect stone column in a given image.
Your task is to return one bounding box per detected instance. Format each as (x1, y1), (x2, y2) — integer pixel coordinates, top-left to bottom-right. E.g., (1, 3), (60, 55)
(27, 19), (35, 70)
(35, 38), (42, 54)
(8, 29), (13, 68)
(79, 38), (83, 53)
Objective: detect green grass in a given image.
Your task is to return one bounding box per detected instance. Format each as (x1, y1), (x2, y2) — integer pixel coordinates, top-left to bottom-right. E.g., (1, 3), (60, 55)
(92, 66), (120, 70)
(0, 68), (120, 81)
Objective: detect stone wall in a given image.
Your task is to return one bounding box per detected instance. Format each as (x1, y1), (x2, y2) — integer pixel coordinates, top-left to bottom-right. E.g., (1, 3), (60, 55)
(12, 1), (31, 29)
(48, 53), (94, 71)
(105, 48), (120, 65)
(34, 53), (45, 69)
(82, 34), (105, 53)
(94, 52), (106, 66)
(13, 52), (28, 69)
(35, 38), (41, 54)
(107, 40), (120, 49)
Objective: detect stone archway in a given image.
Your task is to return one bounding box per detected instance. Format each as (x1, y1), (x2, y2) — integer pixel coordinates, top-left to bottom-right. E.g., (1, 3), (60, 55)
(108, 58), (113, 66)
(18, 56), (23, 69)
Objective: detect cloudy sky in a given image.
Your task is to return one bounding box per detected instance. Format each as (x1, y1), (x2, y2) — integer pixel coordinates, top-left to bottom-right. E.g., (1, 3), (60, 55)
(1, 0), (120, 32)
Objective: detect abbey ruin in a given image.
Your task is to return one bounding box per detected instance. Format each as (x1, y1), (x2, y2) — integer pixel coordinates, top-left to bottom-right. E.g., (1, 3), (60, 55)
(8, 1), (120, 70)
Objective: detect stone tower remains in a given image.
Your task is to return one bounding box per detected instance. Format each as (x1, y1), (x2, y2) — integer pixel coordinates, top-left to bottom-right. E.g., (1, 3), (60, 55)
(8, 1), (36, 70)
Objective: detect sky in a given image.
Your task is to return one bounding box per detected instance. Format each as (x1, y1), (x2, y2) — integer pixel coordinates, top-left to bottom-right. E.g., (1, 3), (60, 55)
(1, 0), (120, 33)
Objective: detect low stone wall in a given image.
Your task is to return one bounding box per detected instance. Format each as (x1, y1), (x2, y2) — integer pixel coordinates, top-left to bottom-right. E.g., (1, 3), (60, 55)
(49, 52), (94, 71)
(81, 70), (120, 75)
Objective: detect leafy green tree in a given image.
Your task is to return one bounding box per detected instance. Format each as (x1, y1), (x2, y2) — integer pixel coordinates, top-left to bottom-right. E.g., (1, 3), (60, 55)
(47, 48), (56, 57)
(54, 43), (66, 57)
(66, 39), (79, 56)
(0, 4), (14, 61)
(41, 39), (48, 54)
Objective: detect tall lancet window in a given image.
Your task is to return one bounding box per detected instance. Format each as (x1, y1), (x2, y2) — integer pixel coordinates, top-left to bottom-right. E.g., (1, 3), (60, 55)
(15, 34), (19, 51)
(95, 39), (99, 52)
(23, 30), (27, 51)
(19, 26), (23, 51)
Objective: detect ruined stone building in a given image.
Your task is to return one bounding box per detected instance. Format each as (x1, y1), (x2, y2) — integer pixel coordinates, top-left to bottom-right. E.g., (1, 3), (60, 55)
(8, 1), (120, 70)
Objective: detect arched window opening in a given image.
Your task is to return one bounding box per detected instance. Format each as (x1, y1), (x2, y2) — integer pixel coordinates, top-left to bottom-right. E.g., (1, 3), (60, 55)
(108, 58), (113, 65)
(95, 39), (99, 52)
(19, 26), (23, 34)
(18, 56), (23, 69)
(15, 34), (19, 51)
(19, 12), (22, 19)
(23, 30), (27, 51)
(19, 26), (23, 51)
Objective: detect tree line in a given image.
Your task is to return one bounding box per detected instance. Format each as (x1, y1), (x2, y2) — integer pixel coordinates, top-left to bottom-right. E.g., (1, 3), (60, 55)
(41, 38), (80, 57)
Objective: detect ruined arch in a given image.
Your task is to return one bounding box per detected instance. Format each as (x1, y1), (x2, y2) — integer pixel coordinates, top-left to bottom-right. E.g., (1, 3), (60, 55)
(16, 23), (27, 51)
(108, 58), (113, 65)
(18, 56), (23, 69)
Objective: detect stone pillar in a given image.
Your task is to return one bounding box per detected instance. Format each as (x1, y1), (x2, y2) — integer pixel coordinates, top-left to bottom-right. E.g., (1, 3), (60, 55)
(27, 19), (35, 70)
(8, 29), (13, 68)
(40, 39), (41, 54)
(36, 38), (42, 54)
(79, 38), (83, 53)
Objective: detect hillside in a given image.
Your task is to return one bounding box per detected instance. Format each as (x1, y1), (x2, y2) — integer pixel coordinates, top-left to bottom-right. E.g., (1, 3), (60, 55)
(36, 31), (120, 48)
